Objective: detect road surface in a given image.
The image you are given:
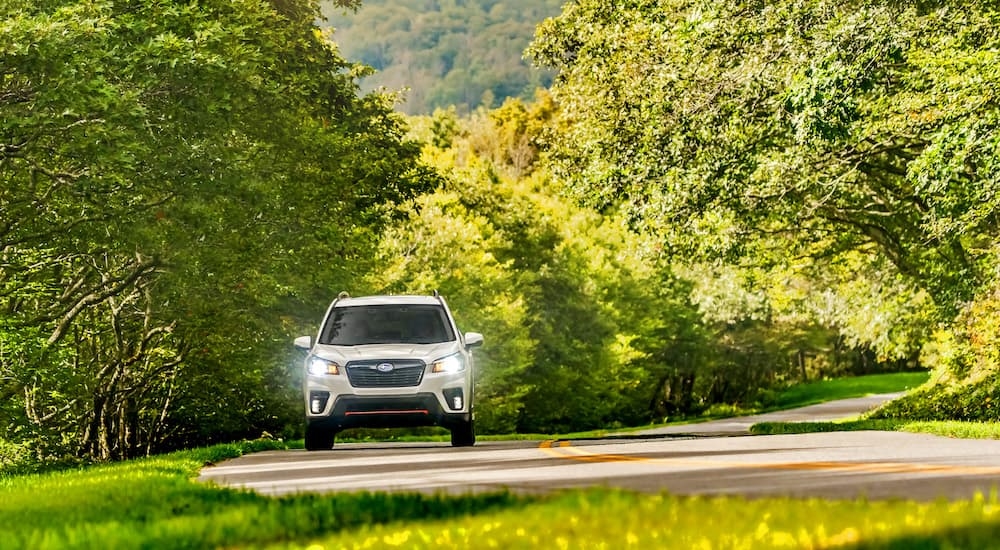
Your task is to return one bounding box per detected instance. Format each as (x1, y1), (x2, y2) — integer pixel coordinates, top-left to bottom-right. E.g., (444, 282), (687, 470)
(200, 393), (1000, 501)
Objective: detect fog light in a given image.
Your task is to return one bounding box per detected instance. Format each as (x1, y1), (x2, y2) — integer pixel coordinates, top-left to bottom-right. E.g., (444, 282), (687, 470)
(442, 387), (464, 411)
(309, 391), (330, 414)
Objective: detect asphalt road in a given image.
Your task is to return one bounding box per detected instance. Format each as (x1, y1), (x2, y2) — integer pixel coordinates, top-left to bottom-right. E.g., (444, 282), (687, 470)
(199, 393), (1000, 501)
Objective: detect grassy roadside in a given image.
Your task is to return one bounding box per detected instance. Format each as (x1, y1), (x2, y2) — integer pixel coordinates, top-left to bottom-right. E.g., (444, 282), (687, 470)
(764, 371), (929, 410)
(2, 442), (1000, 549)
(0, 441), (526, 550)
(752, 419), (1000, 439)
(272, 491), (1000, 549)
(744, 371), (1000, 439)
(11, 371), (1000, 549)
(592, 371), (931, 437)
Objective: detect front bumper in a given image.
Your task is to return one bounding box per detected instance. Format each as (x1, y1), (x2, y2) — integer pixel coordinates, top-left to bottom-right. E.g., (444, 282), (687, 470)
(306, 392), (471, 432)
(305, 365), (471, 412)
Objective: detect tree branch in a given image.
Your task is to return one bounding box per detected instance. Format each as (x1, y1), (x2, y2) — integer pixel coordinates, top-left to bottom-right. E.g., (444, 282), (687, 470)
(46, 255), (162, 345)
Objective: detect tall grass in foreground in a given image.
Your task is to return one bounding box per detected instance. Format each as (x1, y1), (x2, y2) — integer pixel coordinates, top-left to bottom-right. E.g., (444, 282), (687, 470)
(3, 440), (1000, 549)
(0, 441), (522, 550)
(276, 490), (1000, 550)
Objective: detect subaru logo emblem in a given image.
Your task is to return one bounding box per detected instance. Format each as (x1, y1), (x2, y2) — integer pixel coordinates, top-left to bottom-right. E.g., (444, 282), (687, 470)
(376, 362), (394, 373)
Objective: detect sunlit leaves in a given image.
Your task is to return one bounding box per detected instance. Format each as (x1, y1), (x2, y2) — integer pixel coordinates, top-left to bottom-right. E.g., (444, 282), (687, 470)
(530, 0), (1000, 310)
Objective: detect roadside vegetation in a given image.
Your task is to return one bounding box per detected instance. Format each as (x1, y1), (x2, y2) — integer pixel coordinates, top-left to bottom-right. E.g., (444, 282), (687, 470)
(750, 373), (1000, 440)
(746, 373), (1000, 439)
(752, 418), (1000, 440)
(762, 372), (930, 411)
(2, 439), (1000, 549)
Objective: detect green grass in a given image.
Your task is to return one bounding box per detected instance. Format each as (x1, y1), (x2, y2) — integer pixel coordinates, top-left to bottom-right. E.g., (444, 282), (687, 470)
(746, 373), (1000, 440)
(752, 419), (1000, 439)
(768, 371), (930, 410)
(5, 447), (1000, 549)
(270, 490), (1000, 549)
(0, 440), (526, 550)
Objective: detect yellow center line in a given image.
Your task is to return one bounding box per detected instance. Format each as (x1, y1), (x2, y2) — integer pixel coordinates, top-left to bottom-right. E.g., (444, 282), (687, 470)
(538, 440), (1000, 476)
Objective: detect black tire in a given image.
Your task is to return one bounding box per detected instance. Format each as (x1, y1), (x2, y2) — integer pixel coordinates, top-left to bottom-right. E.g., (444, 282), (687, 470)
(450, 419), (476, 447)
(304, 425), (335, 451)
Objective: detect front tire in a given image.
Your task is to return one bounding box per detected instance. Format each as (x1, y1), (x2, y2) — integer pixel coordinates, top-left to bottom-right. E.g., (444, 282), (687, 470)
(305, 424), (335, 451)
(450, 419), (475, 447)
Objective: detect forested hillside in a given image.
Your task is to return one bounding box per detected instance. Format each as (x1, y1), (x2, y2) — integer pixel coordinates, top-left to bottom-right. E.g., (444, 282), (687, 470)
(320, 0), (561, 114)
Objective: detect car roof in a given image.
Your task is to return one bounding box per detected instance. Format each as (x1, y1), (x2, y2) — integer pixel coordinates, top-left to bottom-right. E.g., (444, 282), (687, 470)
(333, 295), (443, 307)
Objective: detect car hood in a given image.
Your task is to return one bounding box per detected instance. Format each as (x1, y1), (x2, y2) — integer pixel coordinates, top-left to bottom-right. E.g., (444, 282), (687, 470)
(310, 341), (461, 365)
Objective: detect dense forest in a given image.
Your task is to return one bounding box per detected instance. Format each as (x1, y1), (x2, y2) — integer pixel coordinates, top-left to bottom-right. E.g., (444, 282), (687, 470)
(3, 0), (999, 470)
(320, 0), (561, 114)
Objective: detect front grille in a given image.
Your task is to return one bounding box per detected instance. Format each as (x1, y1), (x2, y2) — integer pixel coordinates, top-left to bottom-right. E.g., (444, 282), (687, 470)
(346, 359), (425, 388)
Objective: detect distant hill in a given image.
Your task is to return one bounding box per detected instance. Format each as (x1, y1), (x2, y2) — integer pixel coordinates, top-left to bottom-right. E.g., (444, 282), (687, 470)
(321, 0), (563, 114)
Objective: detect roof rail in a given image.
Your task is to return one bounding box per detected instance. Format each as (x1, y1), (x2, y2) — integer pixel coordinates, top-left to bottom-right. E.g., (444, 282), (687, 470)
(432, 289), (440, 297)
(337, 291), (351, 300)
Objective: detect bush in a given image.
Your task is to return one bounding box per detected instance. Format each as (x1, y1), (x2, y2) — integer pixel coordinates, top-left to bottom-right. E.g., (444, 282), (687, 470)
(874, 285), (1000, 422)
(0, 439), (33, 476)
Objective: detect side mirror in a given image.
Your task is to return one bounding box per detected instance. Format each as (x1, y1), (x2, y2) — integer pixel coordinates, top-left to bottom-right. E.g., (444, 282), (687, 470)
(464, 332), (484, 348)
(294, 335), (313, 351)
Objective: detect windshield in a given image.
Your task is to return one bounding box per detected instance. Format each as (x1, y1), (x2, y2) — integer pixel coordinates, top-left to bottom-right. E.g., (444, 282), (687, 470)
(319, 304), (456, 345)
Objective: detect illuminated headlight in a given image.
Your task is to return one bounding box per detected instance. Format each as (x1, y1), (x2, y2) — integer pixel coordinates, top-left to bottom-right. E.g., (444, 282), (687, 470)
(307, 357), (340, 376)
(431, 354), (465, 373)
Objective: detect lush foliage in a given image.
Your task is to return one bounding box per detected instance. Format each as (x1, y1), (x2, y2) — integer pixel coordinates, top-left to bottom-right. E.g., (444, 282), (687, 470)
(529, 0), (1000, 306)
(0, 0), (428, 461)
(368, 103), (706, 432)
(873, 282), (1000, 421)
(321, 0), (562, 114)
(529, 0), (1000, 419)
(3, 445), (1000, 549)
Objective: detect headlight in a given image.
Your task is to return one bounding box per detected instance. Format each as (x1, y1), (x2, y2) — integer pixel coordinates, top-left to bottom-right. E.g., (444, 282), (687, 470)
(431, 354), (465, 373)
(307, 357), (340, 376)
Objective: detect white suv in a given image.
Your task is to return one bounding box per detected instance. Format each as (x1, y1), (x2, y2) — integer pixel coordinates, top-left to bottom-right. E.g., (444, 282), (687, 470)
(294, 292), (483, 449)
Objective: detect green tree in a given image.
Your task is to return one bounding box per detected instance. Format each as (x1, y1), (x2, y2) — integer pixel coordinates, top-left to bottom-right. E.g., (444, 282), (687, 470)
(529, 0), (1000, 418)
(1, 0), (428, 460)
(528, 0), (1000, 311)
